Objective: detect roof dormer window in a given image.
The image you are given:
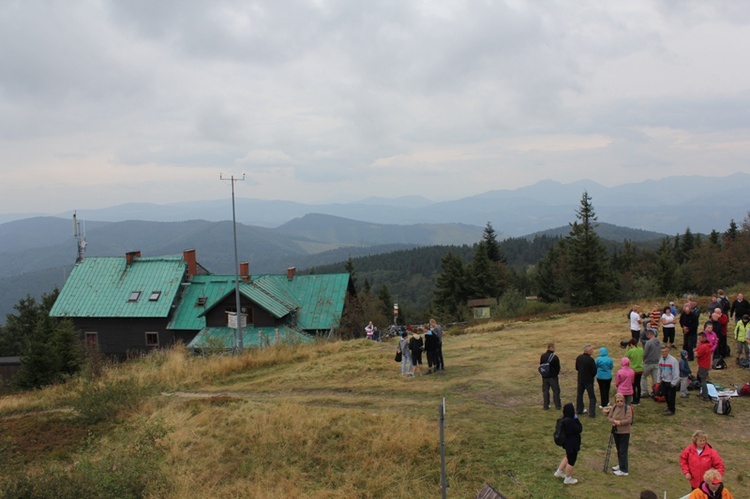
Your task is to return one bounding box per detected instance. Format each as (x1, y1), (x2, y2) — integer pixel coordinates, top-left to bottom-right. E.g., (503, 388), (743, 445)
(129, 291), (142, 302)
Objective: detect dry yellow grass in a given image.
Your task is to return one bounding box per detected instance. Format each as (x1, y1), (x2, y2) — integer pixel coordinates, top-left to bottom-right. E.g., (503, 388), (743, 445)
(2, 305), (749, 498)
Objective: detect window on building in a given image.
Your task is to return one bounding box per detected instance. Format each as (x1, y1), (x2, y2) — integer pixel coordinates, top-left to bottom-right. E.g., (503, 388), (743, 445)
(129, 291), (141, 302)
(145, 332), (159, 347)
(196, 296), (207, 307)
(149, 291), (161, 301)
(85, 332), (98, 348)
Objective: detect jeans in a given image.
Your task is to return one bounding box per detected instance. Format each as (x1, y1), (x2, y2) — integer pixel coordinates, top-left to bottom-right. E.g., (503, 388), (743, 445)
(542, 377), (561, 410)
(614, 433), (630, 473)
(633, 372), (642, 403)
(401, 353), (412, 375)
(576, 381), (596, 417)
(641, 363), (659, 396)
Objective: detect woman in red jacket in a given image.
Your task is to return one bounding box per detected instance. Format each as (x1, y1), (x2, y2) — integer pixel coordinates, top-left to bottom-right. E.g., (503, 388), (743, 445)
(680, 430), (725, 490)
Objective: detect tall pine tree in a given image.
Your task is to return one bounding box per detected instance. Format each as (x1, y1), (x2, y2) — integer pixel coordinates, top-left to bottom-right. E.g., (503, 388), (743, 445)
(566, 191), (613, 307)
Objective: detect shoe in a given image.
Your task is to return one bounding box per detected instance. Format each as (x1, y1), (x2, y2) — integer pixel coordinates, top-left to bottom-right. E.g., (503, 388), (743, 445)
(631, 403), (640, 406)
(680, 393), (689, 398)
(612, 465), (620, 471)
(578, 409), (588, 415)
(554, 469), (566, 478)
(663, 410), (675, 416)
(598, 405), (603, 409)
(563, 477), (578, 485)
(555, 406), (562, 410)
(613, 470), (629, 477)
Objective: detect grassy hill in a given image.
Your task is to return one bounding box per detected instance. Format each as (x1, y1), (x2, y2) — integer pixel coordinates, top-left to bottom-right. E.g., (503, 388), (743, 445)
(2, 306), (748, 498)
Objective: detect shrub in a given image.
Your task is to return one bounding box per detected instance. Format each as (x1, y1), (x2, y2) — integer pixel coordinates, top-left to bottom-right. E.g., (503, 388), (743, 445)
(73, 376), (153, 425)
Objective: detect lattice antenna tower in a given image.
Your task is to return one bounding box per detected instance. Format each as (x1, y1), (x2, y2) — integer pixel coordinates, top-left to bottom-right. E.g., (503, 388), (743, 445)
(73, 211), (87, 263)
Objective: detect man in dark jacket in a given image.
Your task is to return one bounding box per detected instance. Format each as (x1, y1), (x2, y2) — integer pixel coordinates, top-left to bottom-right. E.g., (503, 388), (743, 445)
(680, 303), (700, 361)
(730, 293), (750, 323)
(575, 344), (597, 418)
(540, 342), (561, 410)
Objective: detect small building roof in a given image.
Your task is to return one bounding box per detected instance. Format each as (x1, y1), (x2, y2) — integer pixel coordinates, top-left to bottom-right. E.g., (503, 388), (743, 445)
(50, 256), (186, 318)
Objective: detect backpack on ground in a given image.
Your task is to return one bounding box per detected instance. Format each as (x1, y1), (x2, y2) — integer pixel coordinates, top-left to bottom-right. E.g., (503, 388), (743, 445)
(539, 353), (555, 377)
(652, 383), (666, 402)
(739, 383), (750, 396)
(553, 417), (566, 446)
(713, 396), (731, 416)
(714, 357), (727, 370)
(739, 357), (750, 369)
(687, 375), (701, 391)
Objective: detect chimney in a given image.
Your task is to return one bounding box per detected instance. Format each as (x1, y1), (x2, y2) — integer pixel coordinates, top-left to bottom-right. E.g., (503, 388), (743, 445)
(183, 249), (197, 277)
(125, 250), (141, 265)
(240, 261), (250, 282)
(287, 267), (296, 280)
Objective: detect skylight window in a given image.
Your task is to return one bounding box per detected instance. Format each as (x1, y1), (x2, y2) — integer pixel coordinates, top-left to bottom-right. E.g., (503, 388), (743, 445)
(196, 297), (207, 306)
(149, 291), (161, 301)
(129, 291), (142, 302)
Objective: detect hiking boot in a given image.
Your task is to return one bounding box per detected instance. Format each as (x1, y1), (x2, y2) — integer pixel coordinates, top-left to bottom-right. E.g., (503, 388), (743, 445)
(614, 470), (629, 477)
(563, 477), (578, 485)
(554, 469), (566, 478)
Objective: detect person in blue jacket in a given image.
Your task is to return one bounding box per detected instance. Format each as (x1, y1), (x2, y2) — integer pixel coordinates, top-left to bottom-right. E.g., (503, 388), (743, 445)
(596, 346), (614, 408)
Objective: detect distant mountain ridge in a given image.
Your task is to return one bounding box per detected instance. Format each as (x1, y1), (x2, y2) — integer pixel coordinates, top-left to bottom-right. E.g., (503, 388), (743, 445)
(0, 212), (666, 325)
(1, 173), (747, 236)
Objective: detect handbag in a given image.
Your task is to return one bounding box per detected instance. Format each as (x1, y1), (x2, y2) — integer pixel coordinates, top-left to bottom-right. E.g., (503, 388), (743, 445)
(395, 350), (402, 362)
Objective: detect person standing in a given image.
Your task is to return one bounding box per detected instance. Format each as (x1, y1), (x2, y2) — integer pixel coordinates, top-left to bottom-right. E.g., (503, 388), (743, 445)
(733, 314), (750, 363)
(576, 344), (597, 418)
(679, 350), (692, 398)
(648, 304), (661, 332)
(607, 393), (634, 477)
(680, 303), (700, 361)
(553, 403), (583, 485)
(398, 331), (413, 376)
(695, 332), (713, 401)
(614, 357), (635, 406)
(540, 343), (561, 410)
(662, 306), (677, 349)
(429, 319), (444, 371)
(679, 430), (725, 490)
(423, 327), (440, 374)
(365, 321), (374, 340)
(657, 345), (680, 416)
(625, 339), (644, 406)
(711, 308), (729, 359)
(717, 290), (730, 317)
(641, 329), (662, 399)
(629, 305), (642, 342)
(408, 328), (424, 376)
(729, 293), (750, 323)
(595, 347), (613, 408)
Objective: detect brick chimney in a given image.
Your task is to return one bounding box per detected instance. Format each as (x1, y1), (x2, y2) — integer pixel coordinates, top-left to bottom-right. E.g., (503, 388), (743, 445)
(240, 261), (250, 282)
(125, 250), (141, 265)
(287, 267), (296, 280)
(183, 249), (197, 277)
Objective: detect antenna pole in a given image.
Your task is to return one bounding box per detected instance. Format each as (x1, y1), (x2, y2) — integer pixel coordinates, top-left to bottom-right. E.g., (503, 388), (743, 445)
(73, 211), (86, 263)
(220, 173), (246, 352)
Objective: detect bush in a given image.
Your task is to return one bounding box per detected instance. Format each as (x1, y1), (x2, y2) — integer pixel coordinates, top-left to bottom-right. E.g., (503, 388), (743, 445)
(73, 376), (152, 425)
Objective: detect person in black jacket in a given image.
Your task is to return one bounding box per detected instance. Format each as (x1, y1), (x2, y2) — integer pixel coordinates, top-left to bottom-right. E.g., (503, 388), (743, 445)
(680, 303), (700, 361)
(554, 403), (583, 485)
(423, 327), (440, 374)
(576, 344), (597, 418)
(730, 293), (750, 323)
(540, 342), (561, 410)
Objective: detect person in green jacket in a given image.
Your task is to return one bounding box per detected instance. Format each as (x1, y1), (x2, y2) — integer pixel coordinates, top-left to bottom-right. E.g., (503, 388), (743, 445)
(733, 314), (750, 363)
(625, 339), (644, 406)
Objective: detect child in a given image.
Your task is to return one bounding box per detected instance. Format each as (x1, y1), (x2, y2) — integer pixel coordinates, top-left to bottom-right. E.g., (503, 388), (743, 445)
(679, 350), (691, 398)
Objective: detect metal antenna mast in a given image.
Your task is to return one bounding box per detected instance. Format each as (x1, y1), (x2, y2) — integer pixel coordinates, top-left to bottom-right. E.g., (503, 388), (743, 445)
(73, 211), (87, 263)
(220, 173), (246, 352)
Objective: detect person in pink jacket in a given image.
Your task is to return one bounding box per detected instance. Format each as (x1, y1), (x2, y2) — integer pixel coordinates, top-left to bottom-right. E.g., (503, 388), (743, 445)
(614, 357), (635, 406)
(679, 430), (725, 490)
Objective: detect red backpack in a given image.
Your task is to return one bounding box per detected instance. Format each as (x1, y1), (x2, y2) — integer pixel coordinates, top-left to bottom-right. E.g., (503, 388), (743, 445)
(739, 383), (750, 396)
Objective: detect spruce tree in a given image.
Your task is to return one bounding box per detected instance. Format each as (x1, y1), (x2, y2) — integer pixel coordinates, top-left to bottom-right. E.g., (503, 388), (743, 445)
(433, 253), (468, 321)
(482, 222), (506, 263)
(566, 191), (613, 307)
(656, 238), (677, 294)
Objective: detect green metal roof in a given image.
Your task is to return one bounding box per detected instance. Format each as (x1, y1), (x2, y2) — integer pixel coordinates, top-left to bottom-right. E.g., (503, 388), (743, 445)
(49, 256), (186, 318)
(283, 273), (350, 330)
(166, 276), (237, 331)
(187, 325), (314, 349)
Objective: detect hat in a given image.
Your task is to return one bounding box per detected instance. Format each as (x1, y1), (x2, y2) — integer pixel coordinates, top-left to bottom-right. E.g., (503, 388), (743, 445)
(711, 477), (723, 485)
(669, 301), (674, 305)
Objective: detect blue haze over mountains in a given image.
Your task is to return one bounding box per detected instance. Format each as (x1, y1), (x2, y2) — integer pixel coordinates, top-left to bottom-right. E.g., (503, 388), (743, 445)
(1, 174), (747, 324)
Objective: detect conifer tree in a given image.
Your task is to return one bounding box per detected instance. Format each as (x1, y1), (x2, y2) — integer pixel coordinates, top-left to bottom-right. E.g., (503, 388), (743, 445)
(566, 191), (613, 307)
(482, 222), (506, 263)
(656, 238), (677, 294)
(433, 253), (468, 321)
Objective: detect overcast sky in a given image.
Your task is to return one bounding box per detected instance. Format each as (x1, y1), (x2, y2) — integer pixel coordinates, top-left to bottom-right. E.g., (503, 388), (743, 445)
(1, 0), (749, 214)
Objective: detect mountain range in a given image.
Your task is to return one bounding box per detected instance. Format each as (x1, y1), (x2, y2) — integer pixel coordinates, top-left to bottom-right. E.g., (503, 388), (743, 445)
(2, 173), (748, 237)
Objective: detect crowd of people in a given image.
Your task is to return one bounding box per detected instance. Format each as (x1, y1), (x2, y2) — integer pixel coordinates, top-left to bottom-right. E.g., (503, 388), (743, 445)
(541, 290), (749, 495)
(389, 319), (444, 377)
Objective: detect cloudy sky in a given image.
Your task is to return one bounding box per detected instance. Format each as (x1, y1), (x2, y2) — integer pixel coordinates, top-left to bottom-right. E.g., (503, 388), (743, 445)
(1, 0), (749, 214)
